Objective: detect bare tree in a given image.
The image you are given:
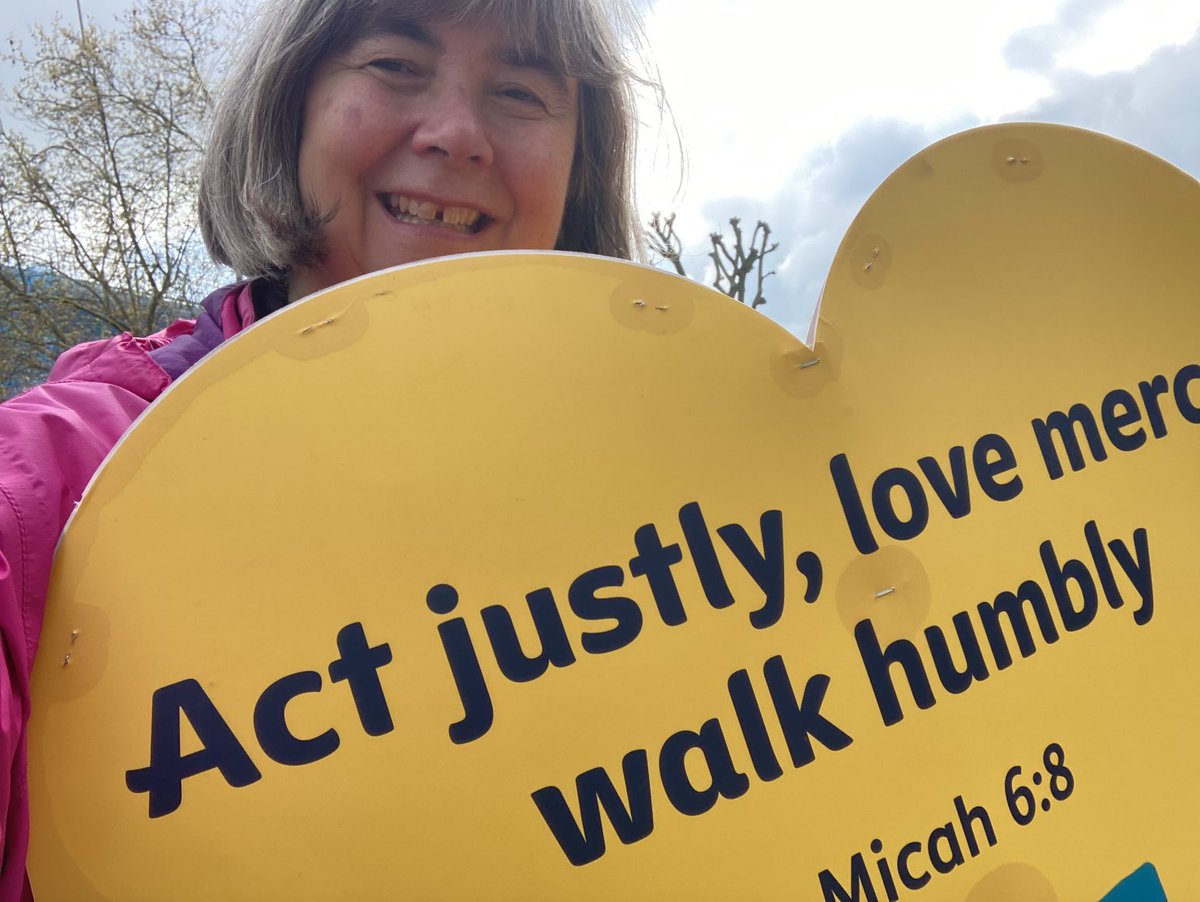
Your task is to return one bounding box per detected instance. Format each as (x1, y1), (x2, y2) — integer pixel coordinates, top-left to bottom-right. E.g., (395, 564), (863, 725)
(646, 211), (778, 309)
(0, 0), (236, 395)
(646, 211), (687, 277)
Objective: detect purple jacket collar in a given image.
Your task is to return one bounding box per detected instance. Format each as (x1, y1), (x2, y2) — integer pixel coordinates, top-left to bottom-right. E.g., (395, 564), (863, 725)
(148, 282), (259, 381)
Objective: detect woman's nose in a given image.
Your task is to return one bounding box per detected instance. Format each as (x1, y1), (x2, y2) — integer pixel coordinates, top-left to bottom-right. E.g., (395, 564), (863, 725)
(410, 85), (495, 166)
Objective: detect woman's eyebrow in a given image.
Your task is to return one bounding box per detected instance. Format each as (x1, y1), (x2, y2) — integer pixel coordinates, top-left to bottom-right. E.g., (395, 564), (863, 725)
(372, 20), (440, 49)
(362, 25), (571, 98)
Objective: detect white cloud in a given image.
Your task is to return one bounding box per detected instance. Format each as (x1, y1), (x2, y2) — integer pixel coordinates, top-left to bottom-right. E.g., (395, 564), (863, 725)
(638, 0), (1062, 213)
(639, 0), (1200, 339)
(1056, 1), (1200, 73)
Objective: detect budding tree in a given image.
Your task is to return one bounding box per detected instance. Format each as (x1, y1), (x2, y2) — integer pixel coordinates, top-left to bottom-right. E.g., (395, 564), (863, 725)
(0, 0), (236, 395)
(646, 211), (778, 309)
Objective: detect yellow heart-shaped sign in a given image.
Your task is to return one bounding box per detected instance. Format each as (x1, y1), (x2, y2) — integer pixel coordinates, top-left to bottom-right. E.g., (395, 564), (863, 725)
(29, 124), (1197, 900)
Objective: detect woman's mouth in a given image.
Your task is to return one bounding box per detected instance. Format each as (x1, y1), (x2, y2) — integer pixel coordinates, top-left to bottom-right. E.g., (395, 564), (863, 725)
(380, 193), (487, 233)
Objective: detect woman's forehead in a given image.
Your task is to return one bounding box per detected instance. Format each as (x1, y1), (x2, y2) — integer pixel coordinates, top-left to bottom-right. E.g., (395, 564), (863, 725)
(351, 2), (572, 70)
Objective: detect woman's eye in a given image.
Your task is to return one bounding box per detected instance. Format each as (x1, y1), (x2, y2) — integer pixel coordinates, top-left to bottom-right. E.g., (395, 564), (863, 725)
(498, 86), (546, 108)
(369, 59), (419, 76)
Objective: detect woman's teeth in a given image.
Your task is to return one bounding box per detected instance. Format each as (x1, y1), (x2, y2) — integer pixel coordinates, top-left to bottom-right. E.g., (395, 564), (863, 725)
(382, 194), (483, 232)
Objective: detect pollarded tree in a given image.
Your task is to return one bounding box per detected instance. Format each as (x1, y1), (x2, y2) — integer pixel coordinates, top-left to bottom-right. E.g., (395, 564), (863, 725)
(0, 0), (238, 396)
(646, 211), (778, 309)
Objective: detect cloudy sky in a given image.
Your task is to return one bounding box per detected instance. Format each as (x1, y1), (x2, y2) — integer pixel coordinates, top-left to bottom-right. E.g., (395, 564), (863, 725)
(5, 0), (1199, 336)
(636, 0), (1200, 334)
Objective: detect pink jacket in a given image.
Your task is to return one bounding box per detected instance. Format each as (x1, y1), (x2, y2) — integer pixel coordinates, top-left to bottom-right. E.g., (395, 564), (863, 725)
(0, 281), (263, 898)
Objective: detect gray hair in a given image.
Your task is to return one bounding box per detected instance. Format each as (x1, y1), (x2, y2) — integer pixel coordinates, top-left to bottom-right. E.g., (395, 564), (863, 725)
(199, 0), (653, 281)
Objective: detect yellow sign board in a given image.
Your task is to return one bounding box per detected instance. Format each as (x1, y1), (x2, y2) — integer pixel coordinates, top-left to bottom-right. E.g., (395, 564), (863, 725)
(29, 124), (1195, 899)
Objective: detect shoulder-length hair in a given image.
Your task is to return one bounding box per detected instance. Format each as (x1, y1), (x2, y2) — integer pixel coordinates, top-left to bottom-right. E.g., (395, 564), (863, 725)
(199, 0), (652, 281)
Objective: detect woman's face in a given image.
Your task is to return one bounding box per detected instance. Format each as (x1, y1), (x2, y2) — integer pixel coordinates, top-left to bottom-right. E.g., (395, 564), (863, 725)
(290, 18), (579, 299)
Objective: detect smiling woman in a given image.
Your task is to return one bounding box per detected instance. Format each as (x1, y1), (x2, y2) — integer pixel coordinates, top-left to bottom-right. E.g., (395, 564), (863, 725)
(288, 18), (581, 298)
(0, 0), (654, 896)
(201, 0), (651, 297)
